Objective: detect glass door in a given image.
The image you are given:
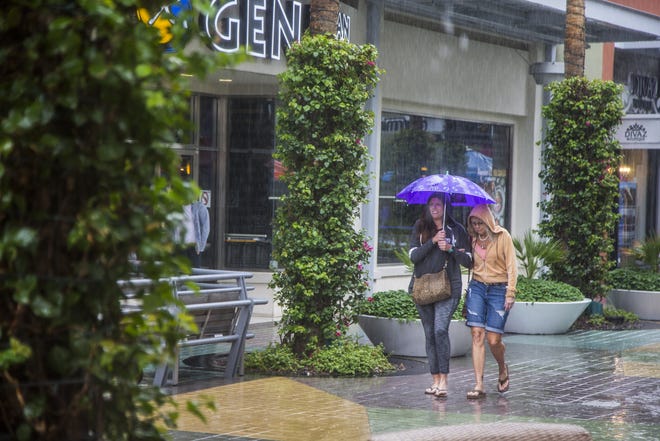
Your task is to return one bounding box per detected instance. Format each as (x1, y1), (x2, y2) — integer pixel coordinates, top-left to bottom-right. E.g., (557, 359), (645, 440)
(225, 98), (276, 269)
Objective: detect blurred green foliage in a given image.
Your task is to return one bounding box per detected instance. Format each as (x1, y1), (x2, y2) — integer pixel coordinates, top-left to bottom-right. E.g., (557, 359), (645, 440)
(0, 1), (240, 439)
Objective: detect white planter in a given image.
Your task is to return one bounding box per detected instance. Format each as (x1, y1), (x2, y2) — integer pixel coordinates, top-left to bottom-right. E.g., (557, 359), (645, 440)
(504, 298), (591, 334)
(608, 289), (660, 320)
(357, 315), (471, 357)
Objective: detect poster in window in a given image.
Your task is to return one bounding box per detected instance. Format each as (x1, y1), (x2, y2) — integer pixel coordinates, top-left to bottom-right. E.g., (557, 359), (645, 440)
(491, 177), (506, 226)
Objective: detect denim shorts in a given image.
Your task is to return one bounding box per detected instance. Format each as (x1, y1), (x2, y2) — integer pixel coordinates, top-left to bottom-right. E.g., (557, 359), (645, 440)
(465, 280), (509, 334)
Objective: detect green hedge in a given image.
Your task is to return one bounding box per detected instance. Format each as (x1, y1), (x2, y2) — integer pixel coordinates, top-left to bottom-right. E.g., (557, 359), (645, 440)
(608, 268), (660, 291)
(356, 289), (466, 321)
(515, 278), (585, 302)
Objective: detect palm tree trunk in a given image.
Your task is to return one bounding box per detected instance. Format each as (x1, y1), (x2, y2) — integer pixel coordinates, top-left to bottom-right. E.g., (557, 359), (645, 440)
(309, 0), (339, 36)
(564, 0), (585, 78)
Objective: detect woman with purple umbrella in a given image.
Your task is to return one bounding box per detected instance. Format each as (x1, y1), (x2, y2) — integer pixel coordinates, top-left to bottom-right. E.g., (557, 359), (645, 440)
(408, 193), (472, 398)
(464, 204), (517, 399)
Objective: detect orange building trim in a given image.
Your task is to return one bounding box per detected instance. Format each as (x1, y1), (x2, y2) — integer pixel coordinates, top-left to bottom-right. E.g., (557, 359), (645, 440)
(607, 0), (660, 16)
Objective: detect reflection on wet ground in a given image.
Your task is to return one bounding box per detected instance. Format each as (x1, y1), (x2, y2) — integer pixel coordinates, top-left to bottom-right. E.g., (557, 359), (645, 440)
(164, 323), (660, 441)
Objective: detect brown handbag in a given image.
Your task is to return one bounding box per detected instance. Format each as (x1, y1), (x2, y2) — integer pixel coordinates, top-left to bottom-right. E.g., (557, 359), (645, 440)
(412, 267), (451, 305)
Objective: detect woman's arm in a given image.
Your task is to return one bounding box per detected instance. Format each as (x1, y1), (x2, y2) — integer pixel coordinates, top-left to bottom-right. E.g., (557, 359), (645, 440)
(450, 224), (473, 269)
(409, 229), (434, 264)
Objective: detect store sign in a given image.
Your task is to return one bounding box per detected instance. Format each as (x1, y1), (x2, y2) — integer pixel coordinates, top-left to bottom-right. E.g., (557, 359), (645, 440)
(136, 0), (192, 51)
(200, 190), (212, 208)
(140, 0), (350, 59)
(616, 116), (660, 149)
(205, 0), (351, 59)
(205, 0), (302, 59)
(623, 73), (659, 114)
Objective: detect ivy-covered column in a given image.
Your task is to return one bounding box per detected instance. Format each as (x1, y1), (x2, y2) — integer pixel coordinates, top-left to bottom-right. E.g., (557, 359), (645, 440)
(539, 77), (624, 299)
(271, 34), (382, 356)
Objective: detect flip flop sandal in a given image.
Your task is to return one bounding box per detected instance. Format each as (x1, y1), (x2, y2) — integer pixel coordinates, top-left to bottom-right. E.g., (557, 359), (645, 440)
(434, 388), (448, 398)
(425, 385), (439, 395)
(466, 389), (486, 399)
(498, 364), (510, 393)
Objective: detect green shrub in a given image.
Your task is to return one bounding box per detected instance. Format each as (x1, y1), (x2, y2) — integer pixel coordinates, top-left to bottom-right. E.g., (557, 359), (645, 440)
(582, 305), (639, 329)
(0, 1), (240, 438)
(244, 339), (395, 377)
(393, 247), (414, 272)
(608, 268), (660, 291)
(603, 306), (639, 323)
(513, 230), (564, 279)
(356, 289), (466, 321)
(631, 233), (660, 273)
(515, 278), (585, 302)
(243, 344), (302, 375)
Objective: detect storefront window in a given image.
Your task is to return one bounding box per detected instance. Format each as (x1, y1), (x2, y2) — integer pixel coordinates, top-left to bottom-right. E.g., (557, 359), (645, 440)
(617, 149), (658, 266)
(378, 112), (512, 264)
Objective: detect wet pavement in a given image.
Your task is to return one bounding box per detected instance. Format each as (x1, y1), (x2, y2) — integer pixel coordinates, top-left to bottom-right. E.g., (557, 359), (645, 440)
(157, 321), (660, 441)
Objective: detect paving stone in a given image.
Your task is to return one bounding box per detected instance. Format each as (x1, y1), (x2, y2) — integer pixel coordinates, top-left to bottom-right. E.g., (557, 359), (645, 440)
(164, 322), (660, 441)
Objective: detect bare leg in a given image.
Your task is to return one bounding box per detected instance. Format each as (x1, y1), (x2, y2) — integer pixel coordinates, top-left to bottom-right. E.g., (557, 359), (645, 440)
(487, 331), (509, 391)
(470, 327), (486, 393)
(435, 373), (447, 390)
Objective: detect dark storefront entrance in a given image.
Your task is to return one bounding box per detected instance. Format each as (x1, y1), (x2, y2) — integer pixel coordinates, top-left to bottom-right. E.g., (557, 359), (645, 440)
(177, 95), (277, 270)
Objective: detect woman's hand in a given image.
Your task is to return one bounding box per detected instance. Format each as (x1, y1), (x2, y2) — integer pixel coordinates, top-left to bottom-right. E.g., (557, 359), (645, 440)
(436, 230), (452, 252)
(504, 297), (515, 311)
(433, 230), (445, 245)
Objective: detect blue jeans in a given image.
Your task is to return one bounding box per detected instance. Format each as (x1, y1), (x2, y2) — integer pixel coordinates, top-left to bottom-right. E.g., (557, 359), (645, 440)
(466, 280), (509, 334)
(416, 294), (460, 374)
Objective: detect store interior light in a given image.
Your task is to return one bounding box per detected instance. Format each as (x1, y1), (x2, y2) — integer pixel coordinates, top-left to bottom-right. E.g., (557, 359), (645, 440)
(619, 165), (631, 175)
(219, 78), (232, 82)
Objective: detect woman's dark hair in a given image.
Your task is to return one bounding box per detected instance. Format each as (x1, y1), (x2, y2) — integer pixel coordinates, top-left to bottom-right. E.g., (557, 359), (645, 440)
(417, 193), (451, 242)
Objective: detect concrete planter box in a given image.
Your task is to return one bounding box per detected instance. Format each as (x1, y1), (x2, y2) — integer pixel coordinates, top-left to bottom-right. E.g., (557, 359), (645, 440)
(504, 298), (590, 334)
(357, 315), (471, 357)
(608, 289), (660, 320)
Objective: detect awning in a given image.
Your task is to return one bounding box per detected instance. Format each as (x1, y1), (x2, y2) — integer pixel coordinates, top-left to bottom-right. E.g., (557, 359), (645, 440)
(385, 0), (660, 46)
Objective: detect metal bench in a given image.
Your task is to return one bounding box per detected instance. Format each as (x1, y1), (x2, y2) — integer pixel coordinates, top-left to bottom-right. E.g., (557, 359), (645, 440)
(119, 268), (267, 386)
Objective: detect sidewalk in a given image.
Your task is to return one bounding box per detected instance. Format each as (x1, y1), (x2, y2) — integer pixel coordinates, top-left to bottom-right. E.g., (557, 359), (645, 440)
(164, 322), (660, 441)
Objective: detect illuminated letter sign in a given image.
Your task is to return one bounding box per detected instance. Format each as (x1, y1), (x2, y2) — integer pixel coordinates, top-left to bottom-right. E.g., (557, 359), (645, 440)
(270, 0), (302, 60)
(337, 11), (350, 41)
(137, 0), (192, 51)
(206, 0), (241, 53)
(247, 0), (267, 57)
(206, 0), (302, 60)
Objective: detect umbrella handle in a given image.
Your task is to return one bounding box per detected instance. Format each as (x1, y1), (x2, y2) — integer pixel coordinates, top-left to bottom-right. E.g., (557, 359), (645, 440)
(443, 198), (447, 230)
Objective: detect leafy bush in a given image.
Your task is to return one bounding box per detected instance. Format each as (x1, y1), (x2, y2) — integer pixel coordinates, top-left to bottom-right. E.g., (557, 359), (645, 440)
(513, 230), (564, 279)
(0, 1), (239, 439)
(244, 339), (395, 377)
(356, 289), (466, 321)
(581, 306), (639, 329)
(603, 306), (639, 322)
(608, 268), (660, 291)
(515, 278), (585, 302)
(631, 233), (660, 273)
(393, 247), (413, 272)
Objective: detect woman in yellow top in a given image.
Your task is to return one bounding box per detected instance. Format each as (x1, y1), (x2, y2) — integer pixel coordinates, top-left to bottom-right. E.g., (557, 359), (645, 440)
(465, 204), (517, 399)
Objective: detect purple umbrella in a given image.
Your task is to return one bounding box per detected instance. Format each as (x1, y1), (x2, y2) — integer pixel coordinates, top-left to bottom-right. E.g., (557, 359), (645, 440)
(396, 173), (495, 206)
